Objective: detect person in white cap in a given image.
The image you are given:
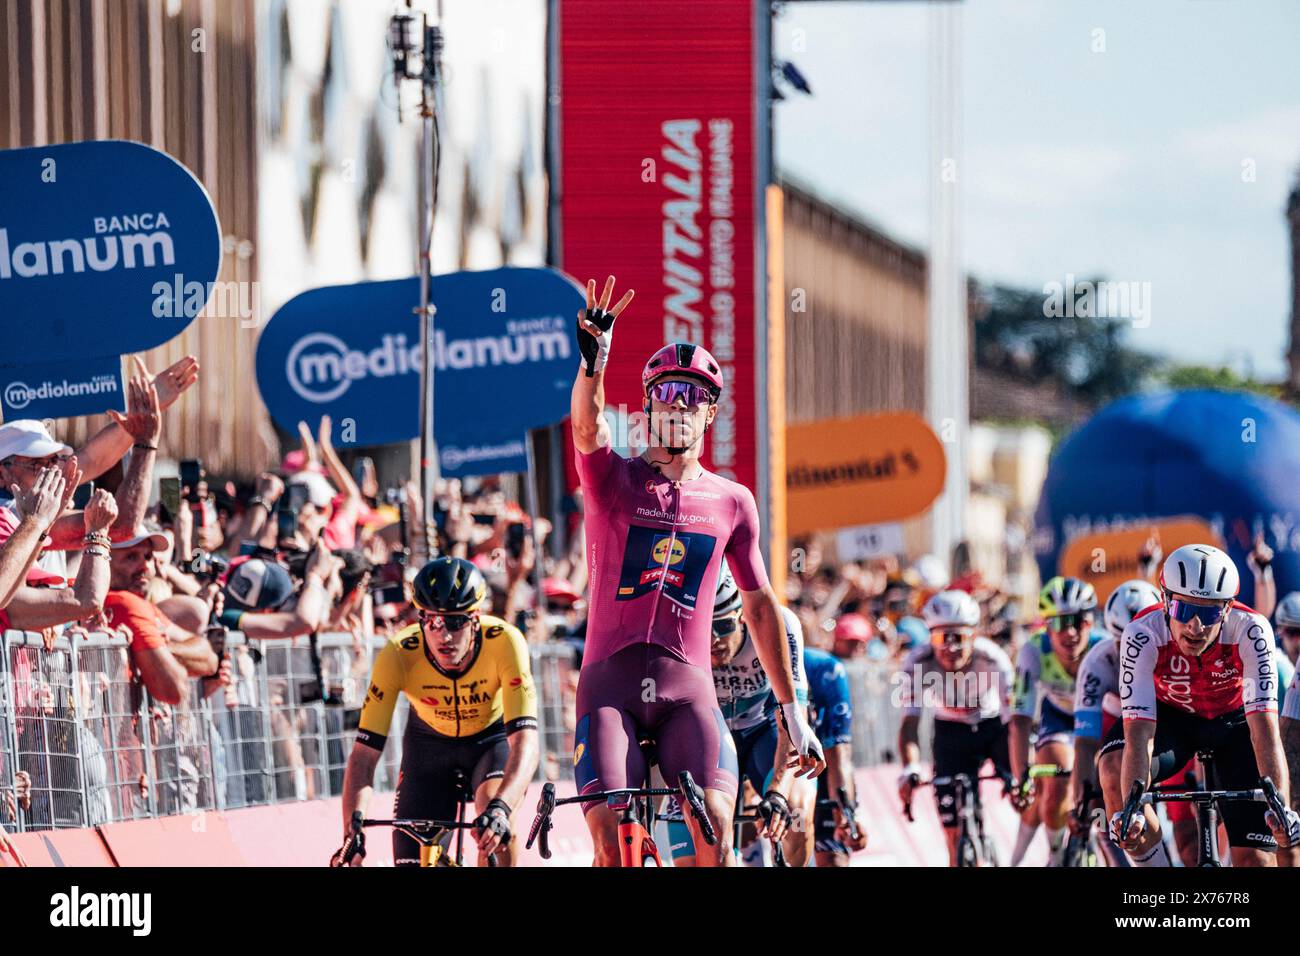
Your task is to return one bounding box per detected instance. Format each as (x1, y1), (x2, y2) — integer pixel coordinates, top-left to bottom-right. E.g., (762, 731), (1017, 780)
(0, 473), (119, 633)
(0, 361), (170, 580)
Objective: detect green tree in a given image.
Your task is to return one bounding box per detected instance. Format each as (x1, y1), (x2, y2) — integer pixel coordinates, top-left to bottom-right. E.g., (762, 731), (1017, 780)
(973, 280), (1161, 406)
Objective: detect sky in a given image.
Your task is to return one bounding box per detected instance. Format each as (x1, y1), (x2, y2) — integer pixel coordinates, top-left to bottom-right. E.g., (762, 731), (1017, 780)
(773, 0), (1300, 381)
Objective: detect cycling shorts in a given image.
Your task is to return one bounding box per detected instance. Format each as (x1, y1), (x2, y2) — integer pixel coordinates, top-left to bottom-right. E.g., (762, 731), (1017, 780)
(1100, 703), (1276, 850)
(931, 716), (1011, 828)
(1034, 698), (1075, 748)
(574, 643), (739, 813)
(391, 712), (509, 866)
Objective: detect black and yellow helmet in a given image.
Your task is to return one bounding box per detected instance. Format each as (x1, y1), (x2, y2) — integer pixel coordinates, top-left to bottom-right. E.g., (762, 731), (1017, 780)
(1038, 576), (1097, 618)
(411, 556), (488, 614)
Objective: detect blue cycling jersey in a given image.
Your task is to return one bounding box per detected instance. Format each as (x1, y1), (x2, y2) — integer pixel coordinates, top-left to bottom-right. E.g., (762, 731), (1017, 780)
(803, 647), (853, 748)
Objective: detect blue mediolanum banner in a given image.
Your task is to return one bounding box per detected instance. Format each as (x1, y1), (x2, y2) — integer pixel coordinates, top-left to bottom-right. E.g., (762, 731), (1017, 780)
(0, 354), (124, 421)
(0, 140), (222, 364)
(255, 267), (584, 477)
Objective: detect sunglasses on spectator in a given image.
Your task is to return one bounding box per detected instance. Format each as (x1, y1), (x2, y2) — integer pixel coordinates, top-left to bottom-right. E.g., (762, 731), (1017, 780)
(649, 380), (715, 407)
(1048, 612), (1092, 632)
(419, 610), (476, 631)
(1166, 598), (1226, 628)
(711, 615), (741, 637)
(4, 454), (73, 470)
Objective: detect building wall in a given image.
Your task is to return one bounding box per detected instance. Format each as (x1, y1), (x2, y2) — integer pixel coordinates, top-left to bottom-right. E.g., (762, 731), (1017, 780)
(780, 178), (932, 558)
(781, 178), (928, 424)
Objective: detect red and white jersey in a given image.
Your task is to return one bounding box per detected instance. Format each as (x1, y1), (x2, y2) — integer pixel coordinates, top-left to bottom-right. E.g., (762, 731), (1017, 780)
(1119, 602), (1278, 721)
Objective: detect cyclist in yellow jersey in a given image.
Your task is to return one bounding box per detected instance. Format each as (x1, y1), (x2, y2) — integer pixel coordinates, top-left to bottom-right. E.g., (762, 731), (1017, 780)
(338, 556), (539, 866)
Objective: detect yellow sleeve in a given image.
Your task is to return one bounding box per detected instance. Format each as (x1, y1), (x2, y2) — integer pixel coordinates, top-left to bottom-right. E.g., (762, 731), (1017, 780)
(356, 640), (404, 750)
(499, 625), (538, 733)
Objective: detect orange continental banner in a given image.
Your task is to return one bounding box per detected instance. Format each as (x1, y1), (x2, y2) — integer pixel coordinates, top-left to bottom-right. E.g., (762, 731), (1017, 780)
(1057, 516), (1224, 605)
(785, 412), (946, 537)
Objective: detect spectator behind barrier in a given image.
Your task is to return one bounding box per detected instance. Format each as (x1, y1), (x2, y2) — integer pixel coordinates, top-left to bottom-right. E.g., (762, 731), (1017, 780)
(0, 358), (185, 578)
(215, 542), (340, 640)
(104, 526), (220, 705)
(1, 480), (118, 635)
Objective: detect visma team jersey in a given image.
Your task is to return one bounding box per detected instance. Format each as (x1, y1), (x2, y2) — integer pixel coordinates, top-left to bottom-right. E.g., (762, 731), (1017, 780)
(1012, 629), (1103, 719)
(899, 637), (1014, 726)
(576, 444), (769, 671)
(713, 605), (809, 732)
(1119, 602), (1278, 722)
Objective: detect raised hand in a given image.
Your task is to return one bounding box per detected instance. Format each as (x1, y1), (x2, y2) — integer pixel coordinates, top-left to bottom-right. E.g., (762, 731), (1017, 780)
(82, 488), (119, 534)
(151, 354), (200, 410)
(14, 465), (67, 530)
(577, 275), (635, 376)
(106, 357), (162, 445)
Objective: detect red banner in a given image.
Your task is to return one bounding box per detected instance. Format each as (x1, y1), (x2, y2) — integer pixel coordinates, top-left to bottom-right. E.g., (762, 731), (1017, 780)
(560, 0), (758, 491)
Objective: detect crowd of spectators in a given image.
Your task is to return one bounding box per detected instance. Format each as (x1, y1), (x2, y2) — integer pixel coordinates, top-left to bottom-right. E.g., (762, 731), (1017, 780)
(0, 352), (1040, 842)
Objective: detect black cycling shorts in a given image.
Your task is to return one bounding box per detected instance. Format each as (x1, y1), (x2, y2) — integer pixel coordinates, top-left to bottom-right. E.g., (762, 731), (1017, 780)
(391, 713), (510, 866)
(930, 717), (1011, 828)
(1099, 703), (1276, 851)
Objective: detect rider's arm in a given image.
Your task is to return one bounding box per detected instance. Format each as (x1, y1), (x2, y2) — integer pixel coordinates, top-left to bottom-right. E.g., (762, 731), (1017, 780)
(341, 741), (382, 836)
(1118, 622), (1158, 792)
(1283, 716), (1300, 815)
(1071, 649), (1105, 804)
(495, 626), (542, 809)
(1245, 710), (1290, 806)
(1009, 641), (1039, 782)
(741, 586), (796, 703)
(354, 642), (403, 753)
(570, 349), (612, 455)
(898, 714), (922, 769)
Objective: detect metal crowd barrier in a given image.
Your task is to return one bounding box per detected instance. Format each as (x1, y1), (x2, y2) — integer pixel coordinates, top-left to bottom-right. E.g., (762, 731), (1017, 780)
(0, 630), (583, 834)
(0, 628), (908, 835)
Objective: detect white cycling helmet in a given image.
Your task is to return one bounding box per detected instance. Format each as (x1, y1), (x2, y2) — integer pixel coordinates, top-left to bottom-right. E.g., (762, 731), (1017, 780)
(921, 589), (981, 630)
(1274, 591), (1300, 630)
(1160, 544), (1239, 602)
(713, 560), (743, 617)
(1103, 579), (1163, 640)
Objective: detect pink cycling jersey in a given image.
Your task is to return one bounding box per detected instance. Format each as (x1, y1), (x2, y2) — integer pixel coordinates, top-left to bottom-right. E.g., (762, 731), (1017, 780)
(575, 443), (769, 671)
(1119, 602), (1278, 722)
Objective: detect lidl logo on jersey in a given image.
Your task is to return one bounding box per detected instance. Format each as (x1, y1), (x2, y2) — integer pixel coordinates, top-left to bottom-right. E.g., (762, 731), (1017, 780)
(615, 526), (717, 609)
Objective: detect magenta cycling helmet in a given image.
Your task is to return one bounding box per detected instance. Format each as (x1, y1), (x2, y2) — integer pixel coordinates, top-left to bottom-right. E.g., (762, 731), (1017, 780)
(641, 342), (724, 396)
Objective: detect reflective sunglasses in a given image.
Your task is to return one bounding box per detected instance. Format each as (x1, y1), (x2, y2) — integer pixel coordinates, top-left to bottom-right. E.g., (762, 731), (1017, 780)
(711, 615), (741, 637)
(931, 630), (971, 648)
(1167, 598), (1227, 628)
(419, 610), (476, 631)
(649, 380), (714, 407)
(1048, 612), (1092, 632)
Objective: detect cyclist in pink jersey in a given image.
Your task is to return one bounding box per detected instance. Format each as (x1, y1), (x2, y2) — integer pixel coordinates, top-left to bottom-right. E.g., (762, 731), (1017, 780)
(1103, 544), (1300, 866)
(571, 275), (824, 866)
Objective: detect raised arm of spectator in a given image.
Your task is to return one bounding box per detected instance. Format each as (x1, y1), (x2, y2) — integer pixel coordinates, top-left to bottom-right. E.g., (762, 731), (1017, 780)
(316, 415), (362, 503)
(6, 491), (117, 629)
(239, 472), (285, 548)
(73, 355), (199, 482)
(102, 363), (161, 539)
(233, 544), (338, 639)
(0, 466), (67, 607)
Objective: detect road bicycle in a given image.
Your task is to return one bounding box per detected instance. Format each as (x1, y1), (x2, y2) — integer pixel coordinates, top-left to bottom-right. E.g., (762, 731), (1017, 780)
(528, 767), (716, 867)
(1117, 749), (1288, 867)
(904, 770), (1010, 867)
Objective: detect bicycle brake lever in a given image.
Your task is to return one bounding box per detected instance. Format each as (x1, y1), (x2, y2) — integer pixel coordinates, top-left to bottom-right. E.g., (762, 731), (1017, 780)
(679, 771), (717, 846)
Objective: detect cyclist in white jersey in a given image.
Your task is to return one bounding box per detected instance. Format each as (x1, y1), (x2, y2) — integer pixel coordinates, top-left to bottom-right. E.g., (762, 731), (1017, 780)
(1070, 579), (1161, 864)
(897, 590), (1015, 866)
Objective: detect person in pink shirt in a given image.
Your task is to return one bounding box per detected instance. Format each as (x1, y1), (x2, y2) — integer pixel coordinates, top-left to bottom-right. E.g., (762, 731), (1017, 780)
(569, 275), (823, 867)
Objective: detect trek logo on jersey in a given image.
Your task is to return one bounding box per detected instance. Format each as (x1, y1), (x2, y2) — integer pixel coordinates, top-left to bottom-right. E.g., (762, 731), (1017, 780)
(614, 525), (718, 609)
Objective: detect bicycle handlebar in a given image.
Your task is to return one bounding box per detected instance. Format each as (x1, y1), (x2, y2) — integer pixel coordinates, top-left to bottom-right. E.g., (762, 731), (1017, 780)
(837, 786), (861, 842)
